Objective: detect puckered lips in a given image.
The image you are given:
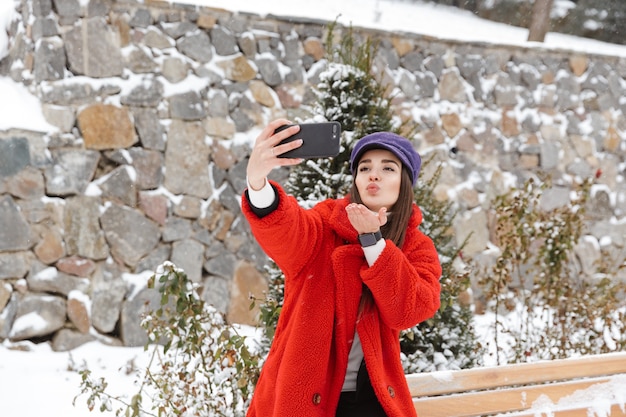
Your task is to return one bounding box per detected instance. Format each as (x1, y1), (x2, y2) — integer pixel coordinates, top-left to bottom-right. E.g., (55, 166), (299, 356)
(366, 183), (380, 194)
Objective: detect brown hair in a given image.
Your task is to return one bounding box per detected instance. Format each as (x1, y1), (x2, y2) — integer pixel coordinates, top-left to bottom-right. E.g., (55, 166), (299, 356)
(349, 165), (415, 317)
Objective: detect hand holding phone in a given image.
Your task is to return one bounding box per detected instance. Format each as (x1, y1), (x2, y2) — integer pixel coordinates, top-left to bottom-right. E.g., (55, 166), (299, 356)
(274, 122), (341, 159)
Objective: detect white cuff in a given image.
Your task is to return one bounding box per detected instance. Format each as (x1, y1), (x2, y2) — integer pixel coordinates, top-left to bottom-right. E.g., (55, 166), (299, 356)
(363, 238), (385, 266)
(246, 177), (276, 209)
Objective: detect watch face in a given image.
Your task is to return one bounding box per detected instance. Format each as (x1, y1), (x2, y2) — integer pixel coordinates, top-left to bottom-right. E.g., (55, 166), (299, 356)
(359, 234), (376, 246)
(358, 231), (381, 247)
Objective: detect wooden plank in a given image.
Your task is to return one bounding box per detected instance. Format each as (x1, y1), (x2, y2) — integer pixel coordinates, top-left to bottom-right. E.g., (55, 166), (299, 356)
(413, 377), (615, 417)
(407, 351), (626, 397)
(501, 403), (626, 417)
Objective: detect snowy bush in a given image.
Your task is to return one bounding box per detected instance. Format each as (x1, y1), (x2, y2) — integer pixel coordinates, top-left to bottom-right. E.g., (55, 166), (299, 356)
(476, 176), (626, 364)
(75, 262), (261, 417)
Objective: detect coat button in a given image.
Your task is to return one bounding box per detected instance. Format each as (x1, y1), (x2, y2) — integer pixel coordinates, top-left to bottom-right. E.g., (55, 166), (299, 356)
(312, 393), (322, 405)
(387, 386), (395, 398)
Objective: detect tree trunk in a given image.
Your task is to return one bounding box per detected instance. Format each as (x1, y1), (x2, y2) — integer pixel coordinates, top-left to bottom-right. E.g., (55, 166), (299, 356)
(527, 0), (554, 42)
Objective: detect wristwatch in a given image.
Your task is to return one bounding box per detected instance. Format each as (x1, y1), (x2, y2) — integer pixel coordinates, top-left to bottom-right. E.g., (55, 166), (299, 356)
(358, 230), (382, 247)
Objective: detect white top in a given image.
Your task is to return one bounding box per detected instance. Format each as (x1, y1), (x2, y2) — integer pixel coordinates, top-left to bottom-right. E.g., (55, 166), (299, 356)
(246, 177), (385, 392)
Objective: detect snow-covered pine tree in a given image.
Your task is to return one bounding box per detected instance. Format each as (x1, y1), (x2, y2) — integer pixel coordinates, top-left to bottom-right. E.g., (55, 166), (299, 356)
(257, 23), (482, 372)
(401, 164), (482, 372)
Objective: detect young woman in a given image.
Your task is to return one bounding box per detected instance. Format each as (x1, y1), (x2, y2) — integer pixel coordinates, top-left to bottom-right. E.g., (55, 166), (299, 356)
(242, 119), (442, 417)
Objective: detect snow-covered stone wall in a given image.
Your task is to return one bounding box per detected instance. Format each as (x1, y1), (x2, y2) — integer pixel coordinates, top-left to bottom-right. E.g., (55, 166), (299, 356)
(0, 0), (625, 349)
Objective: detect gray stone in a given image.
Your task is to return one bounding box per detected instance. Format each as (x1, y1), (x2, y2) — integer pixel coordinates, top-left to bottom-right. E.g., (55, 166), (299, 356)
(164, 120), (212, 198)
(282, 33), (300, 63)
(162, 57), (188, 83)
(120, 78), (164, 107)
(173, 195), (202, 219)
(52, 0), (80, 23)
(27, 267), (90, 297)
(540, 140), (560, 171)
(194, 64), (223, 85)
(99, 166), (137, 207)
(32, 0), (53, 17)
(129, 8), (152, 28)
(556, 75), (581, 110)
(0, 137), (30, 178)
(539, 186), (570, 211)
(284, 61), (305, 84)
(493, 73), (518, 107)
(176, 31), (213, 63)
(0, 196), (32, 252)
(453, 208), (489, 257)
(85, 0), (110, 17)
(0, 294), (18, 339)
(162, 217), (193, 242)
(424, 55), (445, 79)
(64, 196), (109, 260)
(41, 82), (97, 106)
(142, 28), (173, 49)
(397, 69), (420, 99)
(255, 56), (283, 87)
(136, 244), (171, 274)
(171, 239), (205, 283)
(100, 204), (161, 268)
(120, 282), (160, 346)
(132, 108), (166, 151)
(589, 220), (626, 248)
(63, 17), (124, 77)
(582, 73), (609, 96)
(51, 328), (96, 352)
(211, 26), (238, 56)
(168, 91), (207, 120)
(44, 148), (99, 196)
(0, 282), (11, 310)
(0, 252), (32, 280)
(34, 38), (65, 82)
(127, 148), (164, 190)
(439, 69), (468, 103)
(9, 293), (66, 340)
(588, 188), (613, 220)
(207, 89), (229, 117)
(519, 64), (541, 90)
(42, 104), (76, 132)
(203, 250), (236, 280)
(91, 275), (126, 333)
(401, 51), (424, 72)
(230, 108), (255, 132)
(607, 72), (625, 99)
(566, 158), (593, 178)
(32, 17), (59, 40)
(160, 21), (198, 39)
(201, 275), (229, 313)
(126, 46), (158, 74)
(415, 72), (438, 98)
(238, 31), (256, 58)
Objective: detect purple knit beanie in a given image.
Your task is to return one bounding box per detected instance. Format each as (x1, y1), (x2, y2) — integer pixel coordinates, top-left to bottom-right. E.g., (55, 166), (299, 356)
(350, 132), (422, 185)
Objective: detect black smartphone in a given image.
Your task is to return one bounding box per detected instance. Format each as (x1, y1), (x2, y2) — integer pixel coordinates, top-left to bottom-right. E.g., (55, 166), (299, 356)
(274, 122), (341, 159)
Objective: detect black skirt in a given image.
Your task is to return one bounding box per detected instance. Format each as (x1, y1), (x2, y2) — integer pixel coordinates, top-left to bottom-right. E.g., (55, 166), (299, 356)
(336, 360), (388, 417)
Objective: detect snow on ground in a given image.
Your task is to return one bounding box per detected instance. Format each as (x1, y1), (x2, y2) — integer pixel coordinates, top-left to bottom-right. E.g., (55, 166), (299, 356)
(1, 0), (626, 416)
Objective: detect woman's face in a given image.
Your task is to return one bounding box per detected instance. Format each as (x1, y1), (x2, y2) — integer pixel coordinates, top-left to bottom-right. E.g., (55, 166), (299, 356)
(354, 148), (402, 212)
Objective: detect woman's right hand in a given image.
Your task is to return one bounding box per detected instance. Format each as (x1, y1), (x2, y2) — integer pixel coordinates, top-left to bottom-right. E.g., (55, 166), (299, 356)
(246, 119), (303, 190)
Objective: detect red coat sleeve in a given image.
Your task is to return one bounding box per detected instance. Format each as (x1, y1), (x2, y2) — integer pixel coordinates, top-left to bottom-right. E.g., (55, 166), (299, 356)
(361, 219), (441, 330)
(241, 181), (331, 278)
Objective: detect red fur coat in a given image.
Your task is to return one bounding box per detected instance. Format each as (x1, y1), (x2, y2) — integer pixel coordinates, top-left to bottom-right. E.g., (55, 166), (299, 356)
(242, 182), (441, 417)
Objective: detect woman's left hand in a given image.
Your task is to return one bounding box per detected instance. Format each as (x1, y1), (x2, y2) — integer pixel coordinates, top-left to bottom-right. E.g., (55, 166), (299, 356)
(345, 203), (387, 235)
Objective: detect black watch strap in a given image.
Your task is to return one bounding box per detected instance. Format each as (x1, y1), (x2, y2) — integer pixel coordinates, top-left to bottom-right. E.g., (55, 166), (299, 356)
(358, 230), (382, 247)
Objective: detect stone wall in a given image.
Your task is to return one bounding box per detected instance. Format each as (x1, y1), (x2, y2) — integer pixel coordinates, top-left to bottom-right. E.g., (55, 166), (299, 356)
(1, 0), (625, 350)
